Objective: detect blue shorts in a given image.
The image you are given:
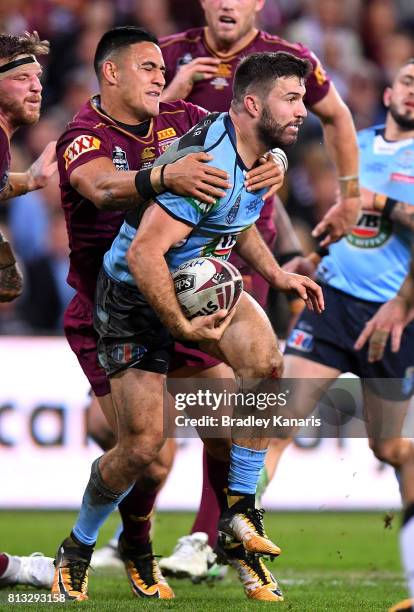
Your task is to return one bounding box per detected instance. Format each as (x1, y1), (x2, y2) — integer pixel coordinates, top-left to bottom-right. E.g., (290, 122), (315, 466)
(285, 284), (414, 401)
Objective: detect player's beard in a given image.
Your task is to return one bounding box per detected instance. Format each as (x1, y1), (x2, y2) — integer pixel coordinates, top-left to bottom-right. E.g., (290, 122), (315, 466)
(1, 97), (41, 128)
(388, 101), (414, 131)
(256, 103), (298, 149)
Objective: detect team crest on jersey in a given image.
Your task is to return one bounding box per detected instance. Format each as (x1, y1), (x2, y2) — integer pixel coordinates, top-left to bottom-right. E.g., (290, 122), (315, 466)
(177, 53), (193, 70)
(63, 135), (101, 169)
(346, 212), (392, 248)
(287, 329), (314, 352)
(112, 146), (129, 171)
(225, 193), (241, 224)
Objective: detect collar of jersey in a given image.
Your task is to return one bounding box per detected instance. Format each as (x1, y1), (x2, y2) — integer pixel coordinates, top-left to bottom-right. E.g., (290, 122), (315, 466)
(202, 26), (260, 61)
(89, 95), (155, 144)
(224, 113), (249, 172)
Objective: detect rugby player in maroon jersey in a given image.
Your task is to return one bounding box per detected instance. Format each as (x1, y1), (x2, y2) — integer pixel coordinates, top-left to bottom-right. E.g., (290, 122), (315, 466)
(51, 26), (285, 601)
(0, 32), (57, 303)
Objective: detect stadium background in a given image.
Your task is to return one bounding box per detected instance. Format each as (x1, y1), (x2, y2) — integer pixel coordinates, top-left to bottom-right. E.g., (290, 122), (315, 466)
(1, 2), (413, 608)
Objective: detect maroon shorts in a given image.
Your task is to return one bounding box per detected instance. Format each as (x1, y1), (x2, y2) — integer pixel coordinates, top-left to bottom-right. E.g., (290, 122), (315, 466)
(64, 295), (111, 397)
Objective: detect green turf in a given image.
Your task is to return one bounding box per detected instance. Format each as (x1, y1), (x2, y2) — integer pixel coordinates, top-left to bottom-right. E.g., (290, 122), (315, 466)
(0, 510), (407, 610)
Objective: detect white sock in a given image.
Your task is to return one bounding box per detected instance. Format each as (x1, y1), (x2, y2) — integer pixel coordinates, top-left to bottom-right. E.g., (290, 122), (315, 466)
(1, 554), (21, 582)
(401, 509), (414, 599)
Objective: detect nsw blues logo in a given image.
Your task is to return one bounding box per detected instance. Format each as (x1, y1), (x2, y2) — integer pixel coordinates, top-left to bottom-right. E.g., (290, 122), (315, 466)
(287, 329), (314, 352)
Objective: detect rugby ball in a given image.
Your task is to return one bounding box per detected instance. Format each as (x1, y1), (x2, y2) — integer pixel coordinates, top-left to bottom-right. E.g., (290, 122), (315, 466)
(172, 257), (243, 319)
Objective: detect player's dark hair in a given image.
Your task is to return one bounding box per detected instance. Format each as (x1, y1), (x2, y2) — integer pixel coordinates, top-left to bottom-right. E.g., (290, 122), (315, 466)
(232, 51), (312, 107)
(94, 26), (159, 78)
(0, 31), (49, 61)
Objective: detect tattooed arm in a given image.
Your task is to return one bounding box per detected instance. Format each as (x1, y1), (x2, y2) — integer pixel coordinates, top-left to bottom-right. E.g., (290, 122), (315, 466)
(0, 232), (23, 302)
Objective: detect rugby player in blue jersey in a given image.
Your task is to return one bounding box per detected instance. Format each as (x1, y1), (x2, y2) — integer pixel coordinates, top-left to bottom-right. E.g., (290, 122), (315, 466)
(52, 50), (324, 602)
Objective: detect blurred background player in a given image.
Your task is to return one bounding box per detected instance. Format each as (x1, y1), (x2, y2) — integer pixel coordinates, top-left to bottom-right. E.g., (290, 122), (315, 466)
(52, 26), (282, 601)
(0, 32), (56, 303)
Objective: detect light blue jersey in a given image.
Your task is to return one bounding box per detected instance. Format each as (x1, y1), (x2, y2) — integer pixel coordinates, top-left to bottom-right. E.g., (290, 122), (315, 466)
(318, 125), (414, 302)
(104, 113), (266, 286)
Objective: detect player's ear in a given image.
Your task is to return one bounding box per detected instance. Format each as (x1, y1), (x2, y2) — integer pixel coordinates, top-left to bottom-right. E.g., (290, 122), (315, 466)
(102, 59), (118, 85)
(383, 87), (392, 108)
(244, 94), (261, 118)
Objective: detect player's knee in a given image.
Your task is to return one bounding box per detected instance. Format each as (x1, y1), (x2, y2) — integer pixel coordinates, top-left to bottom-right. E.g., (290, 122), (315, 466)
(138, 460), (170, 492)
(236, 348), (283, 380)
(370, 439), (407, 468)
(122, 435), (165, 474)
(87, 418), (116, 451)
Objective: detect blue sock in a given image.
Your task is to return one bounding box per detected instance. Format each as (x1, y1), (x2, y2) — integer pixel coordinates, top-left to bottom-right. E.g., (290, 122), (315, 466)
(228, 444), (267, 495)
(72, 458), (133, 546)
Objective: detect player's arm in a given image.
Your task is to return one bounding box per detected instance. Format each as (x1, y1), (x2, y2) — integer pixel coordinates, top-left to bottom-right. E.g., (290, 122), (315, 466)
(126, 204), (232, 342)
(360, 187), (414, 231)
(354, 255), (414, 361)
(234, 224), (324, 313)
(0, 232), (23, 302)
(0, 141), (57, 201)
(69, 151), (231, 211)
(309, 83), (361, 247)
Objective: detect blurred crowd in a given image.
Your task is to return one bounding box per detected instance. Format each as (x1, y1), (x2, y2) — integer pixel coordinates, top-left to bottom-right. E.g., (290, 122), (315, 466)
(0, 0), (413, 335)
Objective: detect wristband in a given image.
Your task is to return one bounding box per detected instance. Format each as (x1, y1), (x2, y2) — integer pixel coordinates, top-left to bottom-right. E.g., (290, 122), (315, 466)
(338, 175), (360, 198)
(278, 250), (303, 266)
(0, 241), (16, 269)
(382, 197), (398, 220)
(160, 164), (168, 191)
(135, 169), (158, 201)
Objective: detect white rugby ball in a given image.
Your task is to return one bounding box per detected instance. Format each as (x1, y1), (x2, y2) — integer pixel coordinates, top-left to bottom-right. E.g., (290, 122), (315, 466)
(172, 257), (243, 319)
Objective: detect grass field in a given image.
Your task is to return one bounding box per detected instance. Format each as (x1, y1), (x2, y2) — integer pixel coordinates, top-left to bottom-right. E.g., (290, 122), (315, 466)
(0, 510), (407, 611)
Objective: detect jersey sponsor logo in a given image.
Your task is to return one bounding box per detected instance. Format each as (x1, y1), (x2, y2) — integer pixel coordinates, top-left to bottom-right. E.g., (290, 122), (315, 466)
(159, 137), (177, 153)
(225, 193), (241, 224)
(157, 127), (176, 140)
(396, 149), (414, 169)
(287, 329), (314, 352)
(346, 212), (391, 248)
(174, 273), (196, 294)
(202, 234), (237, 258)
(373, 135), (407, 155)
(63, 135), (101, 169)
(391, 172), (414, 184)
(141, 146), (156, 160)
(112, 146), (129, 171)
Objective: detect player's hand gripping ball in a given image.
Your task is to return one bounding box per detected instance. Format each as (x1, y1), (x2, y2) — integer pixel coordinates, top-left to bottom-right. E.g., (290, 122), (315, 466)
(173, 257), (243, 319)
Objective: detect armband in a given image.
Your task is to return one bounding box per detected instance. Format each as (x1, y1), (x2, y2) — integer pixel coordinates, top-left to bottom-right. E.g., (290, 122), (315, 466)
(135, 169), (158, 201)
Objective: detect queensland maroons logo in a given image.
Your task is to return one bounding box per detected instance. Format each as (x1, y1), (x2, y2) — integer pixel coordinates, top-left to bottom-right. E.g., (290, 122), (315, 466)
(346, 211), (392, 248)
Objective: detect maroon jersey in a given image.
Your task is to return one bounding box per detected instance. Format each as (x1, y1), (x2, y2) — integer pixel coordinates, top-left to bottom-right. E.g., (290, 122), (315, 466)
(160, 27), (330, 112)
(57, 95), (206, 315)
(0, 124), (11, 194)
